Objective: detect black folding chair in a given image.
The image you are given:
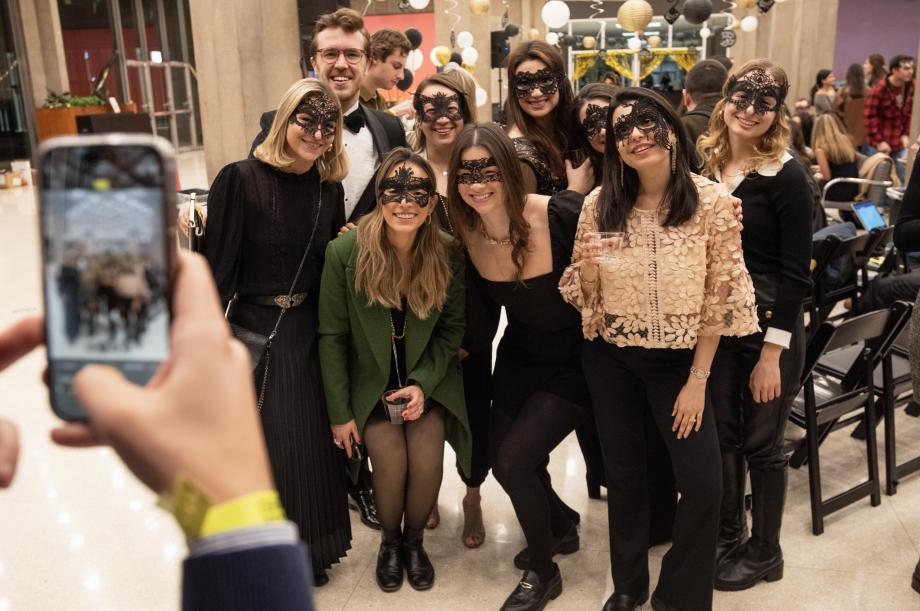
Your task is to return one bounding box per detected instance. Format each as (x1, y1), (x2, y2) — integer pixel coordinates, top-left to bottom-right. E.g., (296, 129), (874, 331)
(787, 309), (893, 535)
(879, 313), (920, 494)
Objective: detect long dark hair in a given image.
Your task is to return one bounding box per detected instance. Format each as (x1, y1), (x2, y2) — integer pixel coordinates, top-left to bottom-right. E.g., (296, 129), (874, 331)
(867, 53), (887, 87)
(503, 41), (574, 179)
(844, 63), (866, 98)
(810, 68), (832, 105)
(447, 123), (531, 280)
(596, 88), (699, 232)
(572, 82), (617, 173)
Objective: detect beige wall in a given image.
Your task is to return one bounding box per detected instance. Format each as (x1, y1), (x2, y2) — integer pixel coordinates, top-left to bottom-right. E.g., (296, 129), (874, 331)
(730, 0), (839, 105)
(17, 0), (68, 106)
(189, 0), (302, 181)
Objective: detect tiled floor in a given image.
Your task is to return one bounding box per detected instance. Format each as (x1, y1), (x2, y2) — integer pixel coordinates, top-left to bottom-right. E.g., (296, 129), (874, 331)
(1, 151), (919, 610)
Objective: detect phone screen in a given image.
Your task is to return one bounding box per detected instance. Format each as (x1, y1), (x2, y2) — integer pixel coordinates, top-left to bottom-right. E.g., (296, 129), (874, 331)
(39, 142), (173, 420)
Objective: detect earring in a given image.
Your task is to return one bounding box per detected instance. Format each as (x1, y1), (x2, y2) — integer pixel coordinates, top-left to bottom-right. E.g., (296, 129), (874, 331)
(670, 143), (677, 174)
(618, 157), (624, 187)
(426, 213), (432, 225)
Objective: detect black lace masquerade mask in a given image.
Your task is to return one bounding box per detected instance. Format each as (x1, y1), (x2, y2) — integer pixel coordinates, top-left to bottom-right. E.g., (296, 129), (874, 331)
(289, 93), (338, 138)
(415, 91), (465, 123)
(582, 103), (609, 139)
(456, 157), (504, 185)
(379, 165), (434, 207)
(724, 68), (788, 115)
(511, 68), (564, 99)
(611, 99), (672, 150)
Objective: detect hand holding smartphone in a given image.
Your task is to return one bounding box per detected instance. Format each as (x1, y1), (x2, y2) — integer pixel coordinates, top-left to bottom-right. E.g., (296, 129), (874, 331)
(38, 135), (177, 421)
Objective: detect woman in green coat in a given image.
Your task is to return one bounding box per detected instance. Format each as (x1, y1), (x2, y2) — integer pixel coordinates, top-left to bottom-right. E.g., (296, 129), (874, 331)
(318, 147), (471, 594)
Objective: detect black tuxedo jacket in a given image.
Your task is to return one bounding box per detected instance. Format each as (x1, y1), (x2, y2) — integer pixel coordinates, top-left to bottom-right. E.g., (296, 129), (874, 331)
(249, 104), (407, 223)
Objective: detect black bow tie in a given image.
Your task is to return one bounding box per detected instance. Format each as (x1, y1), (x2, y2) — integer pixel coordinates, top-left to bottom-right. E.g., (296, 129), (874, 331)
(344, 111), (365, 134)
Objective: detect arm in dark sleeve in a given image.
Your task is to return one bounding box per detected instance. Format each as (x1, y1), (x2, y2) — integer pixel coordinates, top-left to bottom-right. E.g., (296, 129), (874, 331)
(766, 163), (814, 341)
(893, 164), (920, 252)
(327, 182), (346, 238)
(200, 163), (244, 304)
(249, 111), (276, 159)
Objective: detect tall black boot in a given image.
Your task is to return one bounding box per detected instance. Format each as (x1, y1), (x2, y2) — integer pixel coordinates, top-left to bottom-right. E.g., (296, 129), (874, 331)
(401, 526), (435, 590)
(346, 454), (381, 530)
(715, 468), (786, 591)
(716, 451), (749, 565)
(376, 529), (403, 592)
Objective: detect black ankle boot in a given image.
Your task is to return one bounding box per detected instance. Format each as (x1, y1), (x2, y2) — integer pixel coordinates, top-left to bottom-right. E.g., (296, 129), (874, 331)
(348, 488), (381, 530)
(715, 468), (786, 591)
(500, 565), (563, 611)
(716, 451), (749, 565)
(401, 526), (434, 590)
(513, 522), (580, 570)
(375, 530), (403, 592)
(586, 472), (605, 500)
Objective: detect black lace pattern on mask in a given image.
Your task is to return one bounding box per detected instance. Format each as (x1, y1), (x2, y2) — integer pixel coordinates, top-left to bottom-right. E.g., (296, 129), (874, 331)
(582, 103), (608, 139)
(724, 68), (788, 115)
(416, 91), (465, 123)
(511, 68), (564, 99)
(611, 99), (672, 150)
(456, 157), (504, 185)
(379, 164), (434, 207)
(289, 92), (338, 138)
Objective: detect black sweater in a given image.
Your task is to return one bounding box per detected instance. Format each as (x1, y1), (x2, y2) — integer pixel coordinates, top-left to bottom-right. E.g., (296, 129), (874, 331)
(731, 157), (814, 335)
(893, 165), (920, 252)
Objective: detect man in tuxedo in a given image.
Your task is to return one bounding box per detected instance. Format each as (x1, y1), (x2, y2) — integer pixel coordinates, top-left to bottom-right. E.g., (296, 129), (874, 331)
(249, 8), (406, 531)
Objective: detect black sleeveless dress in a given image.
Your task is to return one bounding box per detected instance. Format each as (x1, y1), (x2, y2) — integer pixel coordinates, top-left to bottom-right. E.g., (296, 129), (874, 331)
(202, 159), (351, 573)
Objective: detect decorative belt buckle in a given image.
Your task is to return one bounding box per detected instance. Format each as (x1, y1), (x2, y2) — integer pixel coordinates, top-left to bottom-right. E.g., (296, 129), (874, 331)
(274, 294), (306, 308)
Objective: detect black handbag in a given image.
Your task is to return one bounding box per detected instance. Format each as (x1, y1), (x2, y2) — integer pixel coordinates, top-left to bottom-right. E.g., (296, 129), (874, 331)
(226, 187), (323, 411)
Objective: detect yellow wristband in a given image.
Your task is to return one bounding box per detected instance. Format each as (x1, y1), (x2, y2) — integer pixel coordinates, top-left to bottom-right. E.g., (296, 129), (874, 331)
(199, 490), (286, 538)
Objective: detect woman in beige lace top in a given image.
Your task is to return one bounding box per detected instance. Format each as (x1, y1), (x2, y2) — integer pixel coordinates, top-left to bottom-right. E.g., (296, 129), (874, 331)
(558, 88), (758, 611)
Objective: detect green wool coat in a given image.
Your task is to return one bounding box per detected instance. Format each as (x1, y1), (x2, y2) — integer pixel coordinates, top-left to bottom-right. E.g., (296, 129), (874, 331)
(317, 229), (472, 477)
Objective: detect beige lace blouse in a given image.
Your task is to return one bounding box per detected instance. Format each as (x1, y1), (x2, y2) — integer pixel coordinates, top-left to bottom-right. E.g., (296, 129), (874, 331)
(559, 175), (759, 349)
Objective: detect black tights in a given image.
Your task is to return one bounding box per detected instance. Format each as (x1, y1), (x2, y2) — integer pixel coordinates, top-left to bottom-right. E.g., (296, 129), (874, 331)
(364, 406), (447, 535)
(491, 391), (587, 581)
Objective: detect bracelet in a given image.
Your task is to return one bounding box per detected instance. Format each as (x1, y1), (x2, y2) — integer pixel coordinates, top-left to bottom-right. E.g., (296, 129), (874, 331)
(578, 266), (598, 284)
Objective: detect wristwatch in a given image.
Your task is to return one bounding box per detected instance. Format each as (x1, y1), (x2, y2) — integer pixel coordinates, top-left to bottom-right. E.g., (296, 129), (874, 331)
(689, 366), (711, 380)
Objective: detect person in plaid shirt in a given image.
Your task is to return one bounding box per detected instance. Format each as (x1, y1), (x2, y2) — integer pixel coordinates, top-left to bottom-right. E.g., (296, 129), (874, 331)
(864, 54), (915, 180)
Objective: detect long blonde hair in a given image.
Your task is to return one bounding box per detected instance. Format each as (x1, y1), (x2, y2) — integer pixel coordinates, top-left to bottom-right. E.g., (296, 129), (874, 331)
(812, 113), (857, 164)
(698, 59), (792, 178)
(254, 79), (349, 182)
(354, 148), (451, 319)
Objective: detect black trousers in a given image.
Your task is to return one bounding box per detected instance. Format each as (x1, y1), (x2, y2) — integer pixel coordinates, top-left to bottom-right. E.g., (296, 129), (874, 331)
(457, 349), (492, 487)
(709, 316), (806, 472)
(583, 340), (721, 611)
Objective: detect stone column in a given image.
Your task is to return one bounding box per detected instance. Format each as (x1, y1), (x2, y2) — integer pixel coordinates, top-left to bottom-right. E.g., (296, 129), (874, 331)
(188, 0), (301, 181)
(16, 0), (68, 105)
(730, 0), (839, 104)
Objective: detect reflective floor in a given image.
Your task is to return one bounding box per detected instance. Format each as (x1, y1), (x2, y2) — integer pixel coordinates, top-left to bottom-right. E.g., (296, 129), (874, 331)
(1, 151), (919, 610)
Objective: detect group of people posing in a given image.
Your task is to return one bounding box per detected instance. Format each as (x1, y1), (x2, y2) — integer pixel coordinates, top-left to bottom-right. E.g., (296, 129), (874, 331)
(197, 8), (814, 611)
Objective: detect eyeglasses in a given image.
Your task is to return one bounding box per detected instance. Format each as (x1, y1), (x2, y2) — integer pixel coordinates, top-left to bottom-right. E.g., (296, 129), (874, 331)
(316, 48), (366, 65)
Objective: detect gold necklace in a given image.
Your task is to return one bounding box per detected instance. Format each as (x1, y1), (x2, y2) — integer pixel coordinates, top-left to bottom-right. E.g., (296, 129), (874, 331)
(479, 221), (512, 246)
(439, 195), (454, 233)
(389, 310), (407, 340)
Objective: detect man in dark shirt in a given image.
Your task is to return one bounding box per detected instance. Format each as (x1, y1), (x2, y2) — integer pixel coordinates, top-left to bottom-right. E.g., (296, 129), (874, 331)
(681, 59), (728, 146)
(360, 28), (410, 112)
(864, 54), (914, 181)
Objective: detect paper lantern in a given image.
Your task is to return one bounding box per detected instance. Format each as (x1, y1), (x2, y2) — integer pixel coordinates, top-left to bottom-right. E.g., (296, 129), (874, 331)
(475, 87), (488, 107)
(740, 15), (759, 32)
(683, 0), (713, 24)
(404, 28), (422, 50)
(627, 36), (642, 50)
(616, 0), (653, 33)
(408, 0), (429, 9)
(546, 32), (559, 45)
(461, 47), (479, 65)
(470, 0), (490, 16)
(457, 31), (474, 49)
(582, 35), (596, 49)
(431, 46), (451, 67)
(541, 1), (570, 29)
(406, 48), (423, 71)
(647, 35), (661, 48)
(528, 28), (542, 41)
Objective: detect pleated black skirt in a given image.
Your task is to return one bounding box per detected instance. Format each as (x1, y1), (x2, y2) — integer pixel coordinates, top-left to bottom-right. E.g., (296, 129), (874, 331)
(233, 299), (351, 573)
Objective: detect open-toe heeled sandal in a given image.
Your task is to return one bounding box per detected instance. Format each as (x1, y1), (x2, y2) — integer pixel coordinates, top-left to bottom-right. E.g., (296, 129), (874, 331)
(425, 505), (440, 530)
(461, 497), (485, 548)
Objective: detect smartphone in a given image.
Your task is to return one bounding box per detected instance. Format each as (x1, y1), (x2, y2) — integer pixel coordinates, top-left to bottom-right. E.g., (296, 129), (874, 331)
(38, 134), (177, 421)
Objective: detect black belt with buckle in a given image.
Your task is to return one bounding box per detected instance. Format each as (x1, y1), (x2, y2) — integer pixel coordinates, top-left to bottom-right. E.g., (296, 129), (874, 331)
(241, 293), (308, 308)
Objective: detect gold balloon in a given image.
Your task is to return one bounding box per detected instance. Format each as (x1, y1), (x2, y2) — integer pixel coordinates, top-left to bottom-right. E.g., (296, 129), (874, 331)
(617, 0), (653, 33)
(736, 0), (758, 8)
(470, 0), (490, 16)
(434, 45), (452, 66)
(528, 28), (542, 41)
(463, 63), (476, 74)
(582, 35), (597, 49)
(648, 34), (661, 48)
